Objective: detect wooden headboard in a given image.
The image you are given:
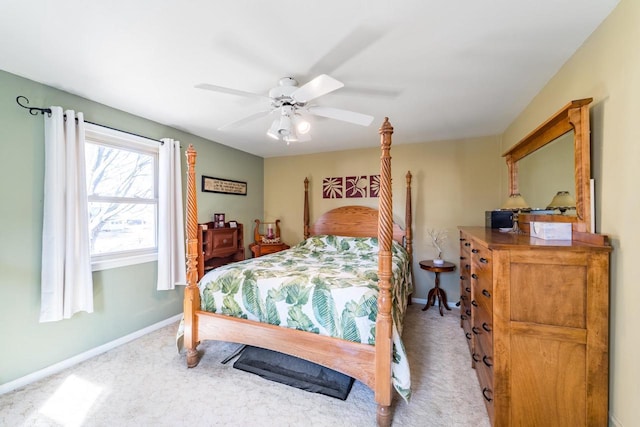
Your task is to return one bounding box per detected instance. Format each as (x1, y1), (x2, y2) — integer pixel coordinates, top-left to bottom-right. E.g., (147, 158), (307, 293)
(303, 170), (413, 248)
(308, 205), (406, 245)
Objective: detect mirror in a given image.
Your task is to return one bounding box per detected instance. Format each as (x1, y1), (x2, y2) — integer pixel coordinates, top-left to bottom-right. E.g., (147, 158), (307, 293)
(502, 98), (592, 233)
(517, 131), (575, 212)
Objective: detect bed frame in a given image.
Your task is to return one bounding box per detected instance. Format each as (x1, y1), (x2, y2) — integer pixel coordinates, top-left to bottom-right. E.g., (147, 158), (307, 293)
(182, 118), (413, 426)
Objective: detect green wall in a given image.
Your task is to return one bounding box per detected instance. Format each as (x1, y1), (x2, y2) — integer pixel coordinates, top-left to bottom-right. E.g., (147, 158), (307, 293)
(0, 70), (263, 385)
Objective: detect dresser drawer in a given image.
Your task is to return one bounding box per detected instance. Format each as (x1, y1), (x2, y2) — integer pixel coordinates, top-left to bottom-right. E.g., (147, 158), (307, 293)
(204, 227), (240, 258)
(470, 242), (492, 269)
(459, 232), (472, 255)
(459, 278), (472, 312)
(472, 271), (493, 316)
(460, 296), (473, 354)
(250, 242), (290, 257)
(472, 306), (493, 355)
(461, 315), (473, 354)
(474, 337), (495, 423)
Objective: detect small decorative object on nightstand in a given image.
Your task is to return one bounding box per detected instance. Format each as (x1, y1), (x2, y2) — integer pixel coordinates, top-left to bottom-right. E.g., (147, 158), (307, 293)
(427, 228), (448, 265)
(419, 260), (456, 316)
(250, 219), (290, 257)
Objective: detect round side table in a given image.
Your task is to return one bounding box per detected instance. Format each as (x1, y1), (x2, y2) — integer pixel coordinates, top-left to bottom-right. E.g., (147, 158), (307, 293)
(419, 260), (456, 316)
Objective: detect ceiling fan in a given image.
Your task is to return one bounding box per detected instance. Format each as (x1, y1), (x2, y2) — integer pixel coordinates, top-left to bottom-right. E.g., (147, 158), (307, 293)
(195, 74), (374, 144)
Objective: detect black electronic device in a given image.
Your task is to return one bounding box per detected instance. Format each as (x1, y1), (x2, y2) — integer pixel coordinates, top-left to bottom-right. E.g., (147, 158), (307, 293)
(485, 210), (514, 229)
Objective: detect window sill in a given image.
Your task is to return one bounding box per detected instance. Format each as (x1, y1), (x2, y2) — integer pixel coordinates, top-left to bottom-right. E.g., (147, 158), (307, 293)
(92, 252), (157, 272)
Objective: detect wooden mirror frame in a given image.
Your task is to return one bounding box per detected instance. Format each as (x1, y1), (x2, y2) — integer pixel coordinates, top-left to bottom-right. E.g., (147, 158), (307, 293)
(502, 98), (593, 234)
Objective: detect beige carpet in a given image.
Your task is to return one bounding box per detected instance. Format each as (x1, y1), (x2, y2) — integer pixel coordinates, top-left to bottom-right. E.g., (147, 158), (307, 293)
(0, 304), (490, 426)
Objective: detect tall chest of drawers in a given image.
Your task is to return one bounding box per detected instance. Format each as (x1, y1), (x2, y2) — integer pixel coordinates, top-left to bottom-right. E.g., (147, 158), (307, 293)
(458, 227), (611, 426)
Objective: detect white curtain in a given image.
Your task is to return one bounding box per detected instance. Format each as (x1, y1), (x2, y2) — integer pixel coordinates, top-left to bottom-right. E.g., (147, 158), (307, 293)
(40, 107), (94, 322)
(157, 138), (186, 290)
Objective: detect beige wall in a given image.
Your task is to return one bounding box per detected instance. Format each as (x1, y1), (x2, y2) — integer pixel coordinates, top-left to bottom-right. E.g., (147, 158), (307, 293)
(265, 134), (503, 305)
(502, 0), (638, 424)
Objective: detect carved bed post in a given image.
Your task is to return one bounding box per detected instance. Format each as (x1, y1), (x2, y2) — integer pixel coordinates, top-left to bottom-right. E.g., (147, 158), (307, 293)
(405, 171), (413, 303)
(184, 145), (201, 368)
(376, 117), (394, 427)
(303, 177), (310, 239)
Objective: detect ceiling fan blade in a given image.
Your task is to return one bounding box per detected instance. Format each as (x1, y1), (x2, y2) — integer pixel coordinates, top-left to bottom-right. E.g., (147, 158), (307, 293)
(291, 74), (344, 103)
(307, 106), (374, 127)
(195, 83), (270, 101)
(308, 25), (386, 77)
(218, 110), (272, 130)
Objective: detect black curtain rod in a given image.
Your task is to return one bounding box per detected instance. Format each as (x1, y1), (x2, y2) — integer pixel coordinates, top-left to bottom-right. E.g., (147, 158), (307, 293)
(16, 96), (164, 145)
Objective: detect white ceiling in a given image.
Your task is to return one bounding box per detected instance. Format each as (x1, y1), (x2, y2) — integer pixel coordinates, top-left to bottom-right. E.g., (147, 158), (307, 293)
(0, 0), (619, 158)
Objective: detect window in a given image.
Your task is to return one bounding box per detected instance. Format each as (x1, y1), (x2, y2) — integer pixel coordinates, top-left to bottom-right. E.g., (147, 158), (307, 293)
(84, 123), (159, 271)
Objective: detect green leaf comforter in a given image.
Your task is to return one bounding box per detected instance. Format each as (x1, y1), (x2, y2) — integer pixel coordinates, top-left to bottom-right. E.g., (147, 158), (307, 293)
(198, 235), (413, 401)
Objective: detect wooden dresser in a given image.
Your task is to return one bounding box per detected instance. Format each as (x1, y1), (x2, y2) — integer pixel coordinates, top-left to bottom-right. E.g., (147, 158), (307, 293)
(199, 222), (244, 272)
(458, 226), (611, 426)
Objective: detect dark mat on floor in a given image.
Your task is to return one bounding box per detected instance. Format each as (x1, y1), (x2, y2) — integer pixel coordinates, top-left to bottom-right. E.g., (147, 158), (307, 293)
(233, 346), (355, 400)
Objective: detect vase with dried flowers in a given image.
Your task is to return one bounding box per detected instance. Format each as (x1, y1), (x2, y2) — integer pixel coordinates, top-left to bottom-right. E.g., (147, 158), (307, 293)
(427, 228), (448, 265)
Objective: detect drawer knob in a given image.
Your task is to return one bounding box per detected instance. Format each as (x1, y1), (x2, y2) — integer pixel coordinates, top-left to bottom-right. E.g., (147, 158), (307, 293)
(460, 275), (465, 280)
(482, 322), (492, 332)
(223, 239), (228, 243)
(479, 257), (489, 264)
(460, 314), (467, 321)
(460, 256), (466, 260)
(465, 332), (472, 340)
(472, 353), (480, 362)
(483, 355), (493, 368)
(465, 242), (471, 247)
(466, 309), (471, 316)
(482, 289), (491, 298)
(460, 238), (466, 241)
(471, 273), (478, 280)
(482, 387), (493, 402)
(472, 326), (480, 335)
(471, 300), (478, 307)
(466, 287), (471, 293)
(471, 248), (479, 253)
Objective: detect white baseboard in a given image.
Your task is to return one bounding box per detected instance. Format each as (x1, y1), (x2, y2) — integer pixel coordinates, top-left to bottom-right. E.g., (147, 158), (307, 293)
(610, 414), (623, 427)
(0, 313), (183, 395)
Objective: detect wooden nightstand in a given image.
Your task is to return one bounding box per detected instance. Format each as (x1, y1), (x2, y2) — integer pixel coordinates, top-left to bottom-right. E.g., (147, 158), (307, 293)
(419, 260), (456, 316)
(249, 242), (290, 257)
(250, 219), (290, 257)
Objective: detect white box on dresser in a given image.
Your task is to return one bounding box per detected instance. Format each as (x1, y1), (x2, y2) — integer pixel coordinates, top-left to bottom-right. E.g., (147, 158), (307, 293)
(530, 221), (572, 240)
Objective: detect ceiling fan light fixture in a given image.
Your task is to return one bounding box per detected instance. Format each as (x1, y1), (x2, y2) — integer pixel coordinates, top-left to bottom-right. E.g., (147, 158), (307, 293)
(267, 119), (280, 140)
(294, 115), (310, 134)
(277, 114), (292, 136)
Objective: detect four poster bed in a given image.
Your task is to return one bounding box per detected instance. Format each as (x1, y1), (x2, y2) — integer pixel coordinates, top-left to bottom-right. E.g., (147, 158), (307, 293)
(180, 118), (413, 426)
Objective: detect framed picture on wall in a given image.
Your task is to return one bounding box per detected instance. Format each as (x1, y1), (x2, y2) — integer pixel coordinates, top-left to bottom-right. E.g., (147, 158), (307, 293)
(202, 176), (247, 196)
